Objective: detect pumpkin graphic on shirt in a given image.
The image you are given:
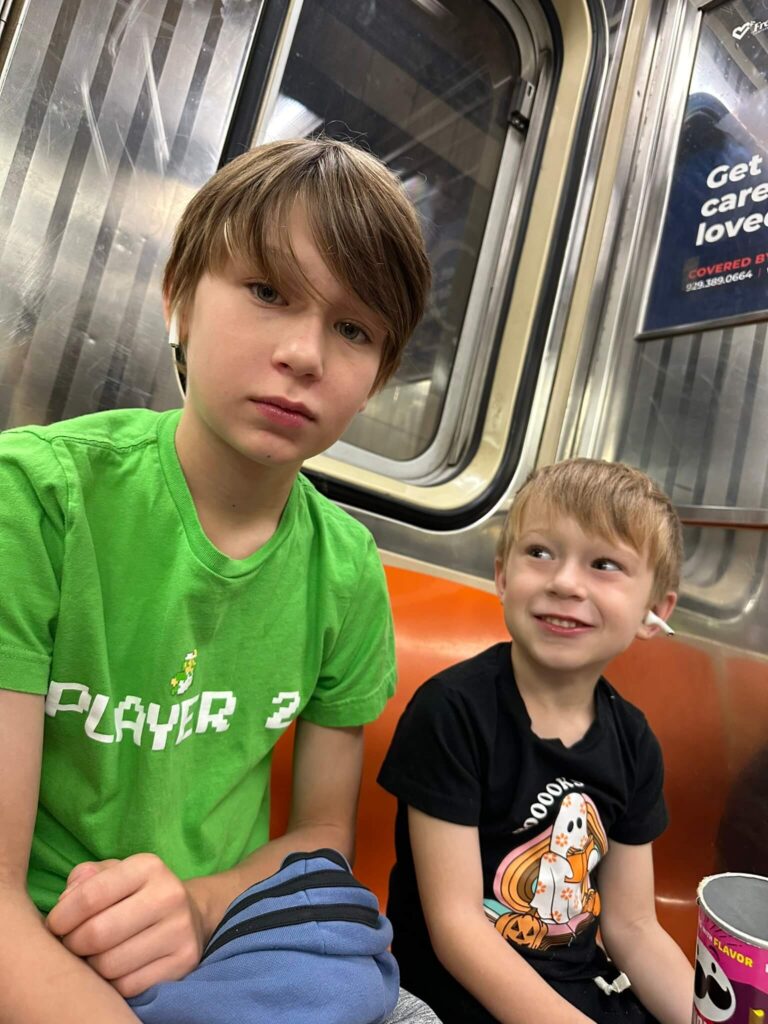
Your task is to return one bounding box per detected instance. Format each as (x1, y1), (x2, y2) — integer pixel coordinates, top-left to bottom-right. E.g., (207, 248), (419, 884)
(484, 794), (608, 951)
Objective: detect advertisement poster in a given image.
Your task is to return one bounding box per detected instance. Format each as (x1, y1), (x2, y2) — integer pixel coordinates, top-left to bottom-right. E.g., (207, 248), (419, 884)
(641, 0), (768, 338)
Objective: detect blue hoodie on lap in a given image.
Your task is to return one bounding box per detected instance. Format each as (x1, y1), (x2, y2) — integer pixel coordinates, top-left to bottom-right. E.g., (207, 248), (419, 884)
(129, 850), (400, 1024)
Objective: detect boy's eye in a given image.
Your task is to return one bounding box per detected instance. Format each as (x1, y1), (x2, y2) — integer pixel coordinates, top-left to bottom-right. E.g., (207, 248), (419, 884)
(335, 321), (370, 344)
(526, 545), (553, 560)
(250, 282), (285, 305)
(593, 557), (622, 572)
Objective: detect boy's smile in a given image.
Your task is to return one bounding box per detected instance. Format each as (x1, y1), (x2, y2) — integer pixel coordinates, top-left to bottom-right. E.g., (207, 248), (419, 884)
(495, 503), (672, 689)
(174, 202), (387, 478)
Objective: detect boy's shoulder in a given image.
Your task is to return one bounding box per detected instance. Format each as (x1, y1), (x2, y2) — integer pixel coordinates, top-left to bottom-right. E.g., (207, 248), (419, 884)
(598, 676), (659, 748)
(410, 642), (512, 712)
(598, 676), (650, 720)
(1, 407), (169, 453)
(294, 472), (377, 552)
(432, 641), (510, 684)
(0, 410), (172, 501)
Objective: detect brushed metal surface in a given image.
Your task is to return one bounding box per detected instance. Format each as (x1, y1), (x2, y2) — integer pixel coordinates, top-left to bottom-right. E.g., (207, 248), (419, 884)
(0, 0), (262, 428)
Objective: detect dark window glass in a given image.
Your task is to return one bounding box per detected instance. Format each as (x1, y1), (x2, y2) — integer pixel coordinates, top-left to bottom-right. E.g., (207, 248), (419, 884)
(263, 0), (519, 461)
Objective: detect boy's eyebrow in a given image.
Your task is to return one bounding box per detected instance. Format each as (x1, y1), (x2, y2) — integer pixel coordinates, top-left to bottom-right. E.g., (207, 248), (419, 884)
(226, 253), (304, 292)
(516, 526), (643, 560)
(514, 528), (555, 547)
(587, 537), (645, 565)
(225, 224), (391, 335)
(226, 255), (388, 334)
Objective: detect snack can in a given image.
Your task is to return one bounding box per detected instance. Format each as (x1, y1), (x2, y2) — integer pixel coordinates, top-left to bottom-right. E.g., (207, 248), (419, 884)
(694, 873), (768, 1024)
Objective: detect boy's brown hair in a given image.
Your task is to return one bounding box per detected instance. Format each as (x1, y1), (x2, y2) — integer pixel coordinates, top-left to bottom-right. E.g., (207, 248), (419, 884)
(496, 459), (683, 603)
(163, 137), (431, 391)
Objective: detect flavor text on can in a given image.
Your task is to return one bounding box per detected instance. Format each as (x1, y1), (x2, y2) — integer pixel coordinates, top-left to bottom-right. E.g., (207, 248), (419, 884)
(694, 873), (768, 1024)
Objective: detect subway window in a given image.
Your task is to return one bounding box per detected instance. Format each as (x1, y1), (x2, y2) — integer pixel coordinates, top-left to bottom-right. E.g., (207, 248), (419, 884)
(258, 0), (526, 479)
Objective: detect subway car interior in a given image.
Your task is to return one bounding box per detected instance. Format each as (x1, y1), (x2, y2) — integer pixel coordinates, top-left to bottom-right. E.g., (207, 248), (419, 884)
(1, 0), (767, 969)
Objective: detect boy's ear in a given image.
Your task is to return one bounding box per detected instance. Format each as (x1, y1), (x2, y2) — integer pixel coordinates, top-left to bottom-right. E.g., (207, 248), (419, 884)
(494, 557), (507, 600)
(636, 591), (677, 640)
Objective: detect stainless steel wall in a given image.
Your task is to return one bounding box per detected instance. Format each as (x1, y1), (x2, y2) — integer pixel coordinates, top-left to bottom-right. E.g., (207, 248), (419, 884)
(0, 0), (262, 428)
(566, 0), (768, 653)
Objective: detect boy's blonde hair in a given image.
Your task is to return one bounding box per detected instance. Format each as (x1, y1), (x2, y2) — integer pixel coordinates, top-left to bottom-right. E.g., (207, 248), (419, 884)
(163, 138), (431, 391)
(496, 459), (683, 602)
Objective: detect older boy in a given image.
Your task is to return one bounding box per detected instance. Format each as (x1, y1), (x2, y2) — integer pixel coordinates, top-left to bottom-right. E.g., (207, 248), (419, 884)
(0, 138), (431, 1022)
(379, 459), (695, 1024)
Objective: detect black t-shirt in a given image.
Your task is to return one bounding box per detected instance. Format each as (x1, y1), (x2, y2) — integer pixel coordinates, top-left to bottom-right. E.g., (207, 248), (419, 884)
(378, 642), (667, 1002)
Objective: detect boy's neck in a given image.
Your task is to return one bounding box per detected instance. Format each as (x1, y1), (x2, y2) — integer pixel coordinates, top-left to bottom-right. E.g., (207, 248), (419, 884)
(174, 409), (300, 559)
(509, 642), (604, 748)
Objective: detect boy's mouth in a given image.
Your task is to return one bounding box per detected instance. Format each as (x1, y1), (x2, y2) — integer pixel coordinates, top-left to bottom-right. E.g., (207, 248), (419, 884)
(251, 396), (315, 422)
(535, 614), (593, 632)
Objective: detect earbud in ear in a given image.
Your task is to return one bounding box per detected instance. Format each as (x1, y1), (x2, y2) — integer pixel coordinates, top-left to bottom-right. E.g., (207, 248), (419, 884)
(168, 311), (186, 398)
(643, 609), (674, 636)
(168, 311), (180, 351)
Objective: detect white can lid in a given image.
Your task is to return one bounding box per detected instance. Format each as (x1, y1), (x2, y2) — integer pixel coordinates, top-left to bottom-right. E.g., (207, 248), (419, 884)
(698, 873), (768, 948)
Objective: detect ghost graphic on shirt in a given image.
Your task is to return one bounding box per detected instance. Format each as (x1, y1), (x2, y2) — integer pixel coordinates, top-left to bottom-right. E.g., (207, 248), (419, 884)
(530, 794), (602, 924)
(485, 793), (607, 951)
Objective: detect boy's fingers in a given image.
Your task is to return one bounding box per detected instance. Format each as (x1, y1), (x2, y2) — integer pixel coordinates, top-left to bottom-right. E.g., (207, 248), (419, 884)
(63, 858), (119, 894)
(47, 856), (151, 936)
(86, 918), (183, 980)
(59, 893), (151, 956)
(109, 954), (185, 1000)
(47, 851), (203, 993)
(58, 877), (182, 956)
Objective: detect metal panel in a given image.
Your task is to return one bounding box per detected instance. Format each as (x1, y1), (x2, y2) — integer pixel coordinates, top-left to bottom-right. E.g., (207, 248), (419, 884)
(0, 0), (263, 428)
(571, 0), (768, 520)
(563, 0), (768, 653)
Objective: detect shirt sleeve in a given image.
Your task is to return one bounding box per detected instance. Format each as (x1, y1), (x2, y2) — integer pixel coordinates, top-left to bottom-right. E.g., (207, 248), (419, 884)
(0, 430), (65, 695)
(300, 532), (396, 728)
(378, 677), (484, 826)
(610, 717), (668, 844)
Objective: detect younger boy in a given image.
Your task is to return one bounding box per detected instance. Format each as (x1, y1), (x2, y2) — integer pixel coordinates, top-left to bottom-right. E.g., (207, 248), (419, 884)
(0, 138), (431, 1023)
(379, 459), (695, 1024)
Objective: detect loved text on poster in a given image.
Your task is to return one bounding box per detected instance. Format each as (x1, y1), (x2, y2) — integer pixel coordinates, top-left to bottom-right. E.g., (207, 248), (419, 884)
(641, 1), (768, 338)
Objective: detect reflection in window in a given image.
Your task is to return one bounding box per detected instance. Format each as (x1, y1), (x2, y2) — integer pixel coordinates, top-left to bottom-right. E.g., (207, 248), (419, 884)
(262, 0), (519, 461)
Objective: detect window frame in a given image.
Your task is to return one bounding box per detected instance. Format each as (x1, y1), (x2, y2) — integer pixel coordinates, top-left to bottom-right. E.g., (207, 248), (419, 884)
(251, 0), (547, 484)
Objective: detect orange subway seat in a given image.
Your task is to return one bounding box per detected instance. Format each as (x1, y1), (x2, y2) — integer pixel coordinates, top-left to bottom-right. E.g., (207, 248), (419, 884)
(357, 568), (508, 903)
(607, 640), (725, 957)
(721, 655), (768, 777)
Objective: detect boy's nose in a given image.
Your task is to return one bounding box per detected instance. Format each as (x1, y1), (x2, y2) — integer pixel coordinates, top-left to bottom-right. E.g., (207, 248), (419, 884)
(272, 317), (324, 378)
(547, 561), (588, 598)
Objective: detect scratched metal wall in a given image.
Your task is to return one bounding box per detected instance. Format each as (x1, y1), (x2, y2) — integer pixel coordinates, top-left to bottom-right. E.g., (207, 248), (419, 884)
(570, 0), (768, 654)
(0, 0), (261, 428)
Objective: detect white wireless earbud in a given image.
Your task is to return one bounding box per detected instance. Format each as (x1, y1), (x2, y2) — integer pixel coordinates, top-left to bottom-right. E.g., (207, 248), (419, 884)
(168, 311), (186, 398)
(168, 310), (180, 351)
(643, 609), (674, 636)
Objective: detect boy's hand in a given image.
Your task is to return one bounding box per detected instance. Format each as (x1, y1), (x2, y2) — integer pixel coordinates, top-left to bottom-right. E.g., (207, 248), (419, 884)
(46, 853), (205, 998)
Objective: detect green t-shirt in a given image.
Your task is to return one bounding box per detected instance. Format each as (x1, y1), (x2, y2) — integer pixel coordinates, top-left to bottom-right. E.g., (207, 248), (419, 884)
(0, 408), (395, 912)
